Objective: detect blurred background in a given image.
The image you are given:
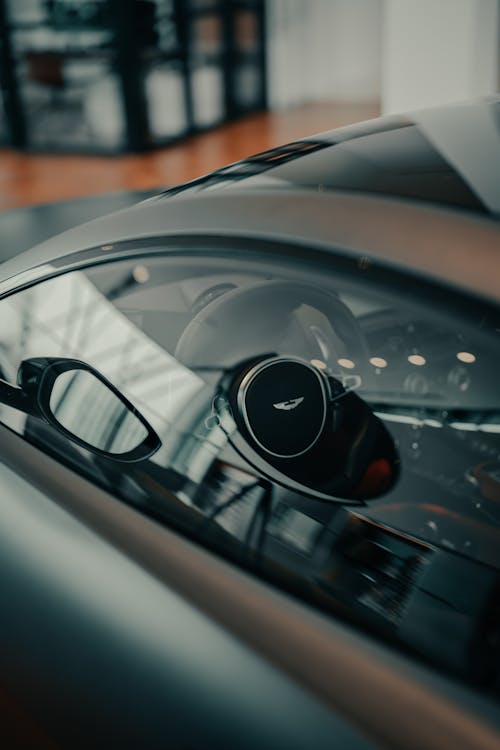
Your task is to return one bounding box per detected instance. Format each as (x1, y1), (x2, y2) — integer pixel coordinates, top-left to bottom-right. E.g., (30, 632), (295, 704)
(0, 0), (499, 212)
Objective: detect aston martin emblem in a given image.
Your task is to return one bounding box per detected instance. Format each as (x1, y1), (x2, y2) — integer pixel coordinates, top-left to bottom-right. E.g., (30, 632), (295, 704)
(273, 397), (304, 411)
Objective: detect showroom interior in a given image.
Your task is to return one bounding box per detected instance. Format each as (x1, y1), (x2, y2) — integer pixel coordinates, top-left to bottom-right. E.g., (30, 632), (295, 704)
(0, 0), (498, 227)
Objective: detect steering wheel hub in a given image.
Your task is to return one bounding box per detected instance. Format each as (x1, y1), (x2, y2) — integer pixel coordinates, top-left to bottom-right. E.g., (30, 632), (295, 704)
(237, 357), (328, 459)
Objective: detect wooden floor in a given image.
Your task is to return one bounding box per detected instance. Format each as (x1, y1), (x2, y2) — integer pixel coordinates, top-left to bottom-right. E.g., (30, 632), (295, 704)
(0, 101), (379, 212)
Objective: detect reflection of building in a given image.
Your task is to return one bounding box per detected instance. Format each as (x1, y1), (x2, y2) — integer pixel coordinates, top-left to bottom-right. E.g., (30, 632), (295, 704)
(50, 368), (149, 454)
(0, 268), (204, 445)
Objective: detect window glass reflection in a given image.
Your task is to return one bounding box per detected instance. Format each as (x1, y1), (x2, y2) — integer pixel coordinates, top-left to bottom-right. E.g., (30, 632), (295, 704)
(50, 369), (148, 454)
(1, 250), (500, 688)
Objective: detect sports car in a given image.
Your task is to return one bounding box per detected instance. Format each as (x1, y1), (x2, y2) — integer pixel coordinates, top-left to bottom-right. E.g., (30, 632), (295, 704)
(1, 96), (500, 749)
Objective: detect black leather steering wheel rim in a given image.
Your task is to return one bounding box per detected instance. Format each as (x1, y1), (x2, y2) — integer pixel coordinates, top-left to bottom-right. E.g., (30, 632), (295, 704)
(175, 279), (369, 370)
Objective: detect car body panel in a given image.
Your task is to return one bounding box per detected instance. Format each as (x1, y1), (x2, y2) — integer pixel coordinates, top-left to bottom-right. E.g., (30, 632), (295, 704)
(1, 190), (500, 306)
(1, 96), (500, 304)
(2, 423), (500, 750)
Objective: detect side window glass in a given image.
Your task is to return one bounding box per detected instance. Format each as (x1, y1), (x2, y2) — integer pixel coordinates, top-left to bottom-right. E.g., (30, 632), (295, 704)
(1, 250), (500, 687)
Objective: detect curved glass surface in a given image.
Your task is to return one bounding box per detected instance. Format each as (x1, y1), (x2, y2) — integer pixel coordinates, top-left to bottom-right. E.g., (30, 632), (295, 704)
(49, 369), (149, 454)
(1, 245), (500, 688)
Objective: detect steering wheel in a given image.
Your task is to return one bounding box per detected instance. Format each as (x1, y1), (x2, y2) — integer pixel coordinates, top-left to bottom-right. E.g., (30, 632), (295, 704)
(175, 279), (369, 371)
(174, 279), (395, 502)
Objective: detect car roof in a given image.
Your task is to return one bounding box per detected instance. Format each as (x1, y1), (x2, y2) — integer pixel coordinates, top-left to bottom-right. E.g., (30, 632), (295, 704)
(1, 97), (499, 303)
(158, 96), (500, 217)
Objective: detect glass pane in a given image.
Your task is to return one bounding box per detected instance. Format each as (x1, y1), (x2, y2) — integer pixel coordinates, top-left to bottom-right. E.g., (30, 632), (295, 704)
(191, 64), (224, 128)
(1, 246), (500, 688)
(234, 9), (258, 54)
(15, 54), (125, 150)
(6, 0), (123, 150)
(0, 92), (7, 145)
(192, 14), (223, 59)
(145, 63), (187, 141)
(233, 62), (261, 110)
(50, 369), (148, 454)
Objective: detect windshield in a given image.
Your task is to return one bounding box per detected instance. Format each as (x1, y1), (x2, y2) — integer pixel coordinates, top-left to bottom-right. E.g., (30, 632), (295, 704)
(1, 243), (500, 688)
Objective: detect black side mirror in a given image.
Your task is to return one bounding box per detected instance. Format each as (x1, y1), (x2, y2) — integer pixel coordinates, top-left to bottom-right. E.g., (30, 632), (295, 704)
(0, 357), (160, 462)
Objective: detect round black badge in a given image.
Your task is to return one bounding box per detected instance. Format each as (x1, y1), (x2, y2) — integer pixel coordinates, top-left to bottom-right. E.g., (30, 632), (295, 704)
(238, 357), (328, 458)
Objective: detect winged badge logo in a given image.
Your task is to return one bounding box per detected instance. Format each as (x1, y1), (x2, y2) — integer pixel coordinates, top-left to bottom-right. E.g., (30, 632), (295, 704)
(273, 397), (304, 411)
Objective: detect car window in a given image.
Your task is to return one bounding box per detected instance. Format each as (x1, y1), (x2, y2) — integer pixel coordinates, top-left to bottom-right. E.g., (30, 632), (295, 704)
(1, 245), (499, 689)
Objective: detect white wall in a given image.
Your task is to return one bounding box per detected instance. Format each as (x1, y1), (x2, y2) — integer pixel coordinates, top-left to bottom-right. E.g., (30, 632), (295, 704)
(382, 0), (500, 114)
(267, 0), (383, 109)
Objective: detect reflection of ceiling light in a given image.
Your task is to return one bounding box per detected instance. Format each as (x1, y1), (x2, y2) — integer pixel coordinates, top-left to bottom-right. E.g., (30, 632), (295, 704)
(478, 423), (500, 433)
(447, 421), (500, 433)
(408, 354), (426, 366)
(369, 357), (388, 368)
(456, 351), (476, 364)
(376, 411), (500, 433)
(132, 265), (150, 283)
(337, 358), (355, 369)
(310, 358), (327, 370)
(423, 418), (443, 428)
(375, 412), (443, 428)
(449, 422), (477, 431)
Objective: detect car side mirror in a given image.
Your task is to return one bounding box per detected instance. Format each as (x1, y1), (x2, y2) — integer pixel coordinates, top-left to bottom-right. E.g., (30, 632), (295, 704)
(0, 357), (160, 462)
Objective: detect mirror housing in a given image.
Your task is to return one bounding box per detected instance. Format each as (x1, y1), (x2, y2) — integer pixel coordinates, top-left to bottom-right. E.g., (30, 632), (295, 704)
(0, 357), (161, 462)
